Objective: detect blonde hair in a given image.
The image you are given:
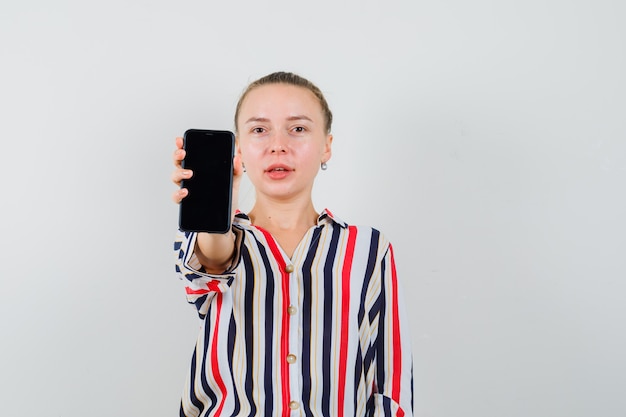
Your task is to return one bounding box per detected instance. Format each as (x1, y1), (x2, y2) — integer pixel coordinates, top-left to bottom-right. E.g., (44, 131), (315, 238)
(234, 71), (333, 134)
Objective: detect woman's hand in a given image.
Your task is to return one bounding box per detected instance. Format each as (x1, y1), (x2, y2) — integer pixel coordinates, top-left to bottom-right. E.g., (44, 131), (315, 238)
(171, 136), (191, 203)
(171, 136), (244, 273)
(171, 136), (244, 213)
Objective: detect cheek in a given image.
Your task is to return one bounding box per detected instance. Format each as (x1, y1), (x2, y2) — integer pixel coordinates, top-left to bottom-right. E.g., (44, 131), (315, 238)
(238, 142), (261, 163)
(301, 142), (326, 160)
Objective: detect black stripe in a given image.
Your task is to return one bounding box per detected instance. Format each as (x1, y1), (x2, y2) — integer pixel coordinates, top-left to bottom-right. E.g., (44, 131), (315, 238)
(382, 396), (393, 417)
(182, 348), (200, 416)
(253, 234), (275, 416)
(354, 344), (364, 413)
(363, 338), (377, 385)
(358, 229), (381, 401)
(301, 226), (323, 417)
(375, 256), (388, 395)
(199, 303), (218, 416)
(227, 313), (241, 416)
(194, 294), (208, 320)
(321, 224), (341, 416)
(241, 245), (257, 417)
(411, 362), (415, 413)
(358, 229), (379, 325)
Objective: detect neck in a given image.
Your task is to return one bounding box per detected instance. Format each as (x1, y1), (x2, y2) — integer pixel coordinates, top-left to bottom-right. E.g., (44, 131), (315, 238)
(248, 196), (318, 232)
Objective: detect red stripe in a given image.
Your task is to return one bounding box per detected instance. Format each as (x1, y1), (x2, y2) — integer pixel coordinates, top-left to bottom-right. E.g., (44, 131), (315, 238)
(185, 280), (222, 295)
(389, 245), (403, 410)
(255, 226), (291, 416)
(211, 293), (228, 416)
(337, 226), (357, 417)
(185, 287), (209, 295)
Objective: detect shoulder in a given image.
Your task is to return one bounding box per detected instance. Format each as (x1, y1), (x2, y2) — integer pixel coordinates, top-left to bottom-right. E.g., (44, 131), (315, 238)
(352, 225), (391, 252)
(322, 209), (391, 251)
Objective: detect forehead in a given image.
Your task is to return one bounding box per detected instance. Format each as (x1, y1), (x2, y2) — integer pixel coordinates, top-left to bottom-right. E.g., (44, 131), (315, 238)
(239, 83), (323, 120)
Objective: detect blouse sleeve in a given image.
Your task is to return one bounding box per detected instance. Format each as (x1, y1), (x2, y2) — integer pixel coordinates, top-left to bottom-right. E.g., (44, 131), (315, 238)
(173, 228), (243, 318)
(368, 242), (414, 417)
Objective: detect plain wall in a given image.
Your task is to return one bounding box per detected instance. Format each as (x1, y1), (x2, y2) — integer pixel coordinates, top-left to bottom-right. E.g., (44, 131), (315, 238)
(1, 1), (625, 416)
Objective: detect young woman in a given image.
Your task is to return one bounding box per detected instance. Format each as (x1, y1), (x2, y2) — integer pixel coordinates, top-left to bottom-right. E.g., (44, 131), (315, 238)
(172, 72), (413, 417)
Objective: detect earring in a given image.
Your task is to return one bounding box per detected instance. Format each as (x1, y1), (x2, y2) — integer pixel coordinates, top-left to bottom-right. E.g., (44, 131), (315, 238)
(242, 163), (246, 173)
(321, 161), (328, 171)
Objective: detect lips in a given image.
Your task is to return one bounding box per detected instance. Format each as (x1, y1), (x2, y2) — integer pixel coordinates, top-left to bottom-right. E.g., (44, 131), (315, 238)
(266, 164), (292, 172)
(265, 164), (293, 179)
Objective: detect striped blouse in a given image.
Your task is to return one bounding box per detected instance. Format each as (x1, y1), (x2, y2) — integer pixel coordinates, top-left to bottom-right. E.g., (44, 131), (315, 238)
(174, 209), (413, 417)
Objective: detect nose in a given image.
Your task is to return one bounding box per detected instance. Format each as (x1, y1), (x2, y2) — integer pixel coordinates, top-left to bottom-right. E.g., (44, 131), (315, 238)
(270, 132), (288, 153)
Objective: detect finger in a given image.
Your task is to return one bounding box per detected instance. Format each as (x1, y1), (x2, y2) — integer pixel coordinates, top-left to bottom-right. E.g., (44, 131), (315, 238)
(172, 167), (193, 186)
(172, 188), (188, 204)
(173, 137), (186, 168)
(173, 149), (186, 169)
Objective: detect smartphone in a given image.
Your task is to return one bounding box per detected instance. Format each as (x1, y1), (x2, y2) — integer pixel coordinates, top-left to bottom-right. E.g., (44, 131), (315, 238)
(179, 129), (235, 233)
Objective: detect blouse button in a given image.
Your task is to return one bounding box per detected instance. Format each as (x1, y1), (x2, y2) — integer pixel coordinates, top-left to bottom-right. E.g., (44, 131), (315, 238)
(287, 305), (297, 315)
(289, 401), (300, 410)
(284, 264), (294, 273)
(286, 354), (297, 364)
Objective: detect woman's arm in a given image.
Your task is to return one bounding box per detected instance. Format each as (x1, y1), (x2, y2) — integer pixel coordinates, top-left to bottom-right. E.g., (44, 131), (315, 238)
(174, 229), (241, 318)
(171, 136), (244, 273)
(369, 243), (414, 417)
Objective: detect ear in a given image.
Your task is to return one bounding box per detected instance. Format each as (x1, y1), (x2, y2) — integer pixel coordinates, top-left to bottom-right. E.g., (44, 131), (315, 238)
(235, 137), (242, 156)
(322, 134), (333, 163)
(233, 138), (245, 174)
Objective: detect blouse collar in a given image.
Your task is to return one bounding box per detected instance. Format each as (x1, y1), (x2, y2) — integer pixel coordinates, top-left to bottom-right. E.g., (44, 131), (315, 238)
(234, 208), (347, 229)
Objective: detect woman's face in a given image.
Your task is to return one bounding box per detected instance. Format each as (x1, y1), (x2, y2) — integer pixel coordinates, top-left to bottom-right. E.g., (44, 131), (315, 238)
(236, 83), (332, 202)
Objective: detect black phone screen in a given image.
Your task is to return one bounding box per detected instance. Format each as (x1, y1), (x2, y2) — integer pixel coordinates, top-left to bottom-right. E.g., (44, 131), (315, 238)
(179, 129), (234, 233)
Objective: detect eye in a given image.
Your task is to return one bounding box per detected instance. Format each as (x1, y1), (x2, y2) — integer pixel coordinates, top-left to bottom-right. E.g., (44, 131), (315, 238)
(292, 126), (305, 133)
(252, 127), (266, 134)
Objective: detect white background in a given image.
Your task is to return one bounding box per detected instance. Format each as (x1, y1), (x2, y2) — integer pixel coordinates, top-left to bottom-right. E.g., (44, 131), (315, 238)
(1, 1), (625, 416)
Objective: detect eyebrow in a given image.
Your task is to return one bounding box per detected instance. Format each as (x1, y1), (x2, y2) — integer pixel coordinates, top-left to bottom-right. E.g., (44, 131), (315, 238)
(287, 115), (313, 123)
(244, 115), (314, 124)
